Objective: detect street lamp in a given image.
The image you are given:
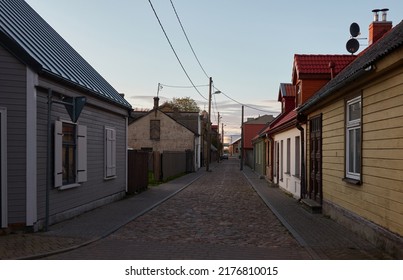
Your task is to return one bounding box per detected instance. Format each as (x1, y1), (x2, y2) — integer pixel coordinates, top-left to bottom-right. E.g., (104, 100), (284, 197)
(206, 77), (220, 171)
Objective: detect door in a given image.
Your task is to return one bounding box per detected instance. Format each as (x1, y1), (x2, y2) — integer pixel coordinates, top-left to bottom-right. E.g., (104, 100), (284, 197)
(309, 115), (322, 204)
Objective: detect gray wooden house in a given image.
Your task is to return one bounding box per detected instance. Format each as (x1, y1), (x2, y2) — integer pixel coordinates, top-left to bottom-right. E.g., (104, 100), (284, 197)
(0, 0), (131, 231)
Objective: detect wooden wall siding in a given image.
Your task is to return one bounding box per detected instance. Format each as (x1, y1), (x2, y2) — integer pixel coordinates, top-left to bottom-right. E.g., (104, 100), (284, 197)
(128, 110), (194, 152)
(0, 45), (27, 224)
(36, 89), (127, 221)
(308, 68), (403, 236)
(361, 70), (403, 235)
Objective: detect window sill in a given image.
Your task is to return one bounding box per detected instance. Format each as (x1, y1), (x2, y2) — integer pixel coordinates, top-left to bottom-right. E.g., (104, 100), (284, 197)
(342, 177), (361, 186)
(104, 176), (117, 181)
(58, 183), (80, 190)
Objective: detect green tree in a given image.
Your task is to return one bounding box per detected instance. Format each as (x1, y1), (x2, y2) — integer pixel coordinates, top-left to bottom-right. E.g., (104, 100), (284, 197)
(161, 97), (200, 112)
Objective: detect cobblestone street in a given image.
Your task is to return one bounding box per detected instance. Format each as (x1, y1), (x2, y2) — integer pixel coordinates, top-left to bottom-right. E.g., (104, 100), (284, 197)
(47, 159), (312, 259)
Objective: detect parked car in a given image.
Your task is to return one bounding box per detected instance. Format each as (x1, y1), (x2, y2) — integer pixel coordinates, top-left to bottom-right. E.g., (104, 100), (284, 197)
(220, 153), (229, 160)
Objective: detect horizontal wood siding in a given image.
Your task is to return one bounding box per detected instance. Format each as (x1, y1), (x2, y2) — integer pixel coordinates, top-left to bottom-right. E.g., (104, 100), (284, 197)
(361, 69), (403, 235)
(309, 68), (403, 236)
(36, 83), (127, 222)
(0, 45), (27, 224)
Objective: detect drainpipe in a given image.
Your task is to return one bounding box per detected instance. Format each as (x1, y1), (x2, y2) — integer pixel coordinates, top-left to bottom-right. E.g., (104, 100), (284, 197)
(296, 121), (305, 200)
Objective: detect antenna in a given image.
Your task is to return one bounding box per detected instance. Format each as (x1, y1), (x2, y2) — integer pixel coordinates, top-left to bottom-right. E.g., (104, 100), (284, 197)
(346, 38), (359, 54)
(346, 22), (361, 54)
(349, 22), (360, 37)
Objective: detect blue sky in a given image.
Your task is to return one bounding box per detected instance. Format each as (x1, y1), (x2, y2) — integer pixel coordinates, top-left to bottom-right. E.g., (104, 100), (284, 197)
(25, 0), (402, 136)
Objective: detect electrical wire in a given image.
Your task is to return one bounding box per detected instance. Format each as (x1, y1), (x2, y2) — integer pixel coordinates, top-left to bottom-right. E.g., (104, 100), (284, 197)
(147, 0), (208, 101)
(215, 86), (276, 114)
(170, 0), (210, 79)
(160, 83), (209, 89)
(150, 0), (274, 115)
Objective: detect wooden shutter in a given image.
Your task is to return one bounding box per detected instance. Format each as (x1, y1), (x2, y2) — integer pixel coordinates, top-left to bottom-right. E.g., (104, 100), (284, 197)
(77, 125), (87, 182)
(54, 120), (63, 187)
(105, 127), (116, 177)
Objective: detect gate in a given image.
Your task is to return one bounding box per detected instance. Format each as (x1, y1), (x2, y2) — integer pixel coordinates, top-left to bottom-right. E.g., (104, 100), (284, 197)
(127, 150), (148, 194)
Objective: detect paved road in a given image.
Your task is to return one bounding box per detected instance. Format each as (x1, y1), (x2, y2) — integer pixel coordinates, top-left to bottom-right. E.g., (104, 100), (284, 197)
(46, 159), (313, 259)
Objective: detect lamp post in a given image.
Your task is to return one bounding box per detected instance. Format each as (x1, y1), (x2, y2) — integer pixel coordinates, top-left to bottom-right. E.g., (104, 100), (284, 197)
(206, 77), (220, 171)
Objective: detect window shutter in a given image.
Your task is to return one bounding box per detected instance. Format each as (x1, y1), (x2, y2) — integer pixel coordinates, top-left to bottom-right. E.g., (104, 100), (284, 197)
(105, 127), (116, 177)
(77, 125), (87, 183)
(54, 120), (63, 187)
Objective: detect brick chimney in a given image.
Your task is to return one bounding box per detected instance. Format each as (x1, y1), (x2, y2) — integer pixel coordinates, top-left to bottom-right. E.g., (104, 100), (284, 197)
(153, 96), (159, 110)
(368, 8), (392, 45)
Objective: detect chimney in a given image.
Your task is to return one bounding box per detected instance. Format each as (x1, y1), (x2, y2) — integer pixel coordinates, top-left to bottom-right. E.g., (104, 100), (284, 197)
(153, 96), (159, 110)
(368, 8), (392, 45)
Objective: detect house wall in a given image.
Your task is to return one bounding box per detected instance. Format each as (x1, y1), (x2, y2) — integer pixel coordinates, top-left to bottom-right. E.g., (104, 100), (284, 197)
(0, 44), (27, 226)
(299, 79), (329, 105)
(35, 80), (128, 227)
(306, 61), (403, 253)
(128, 110), (195, 152)
(273, 127), (303, 198)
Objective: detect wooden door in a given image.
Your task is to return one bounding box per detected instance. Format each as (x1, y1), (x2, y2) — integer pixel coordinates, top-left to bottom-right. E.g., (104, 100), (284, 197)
(309, 115), (322, 204)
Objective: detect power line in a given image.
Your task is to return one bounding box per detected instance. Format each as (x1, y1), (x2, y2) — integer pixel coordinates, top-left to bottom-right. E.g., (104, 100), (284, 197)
(215, 86), (276, 114)
(149, 0), (273, 115)
(169, 0), (210, 79)
(147, 0), (207, 101)
(160, 83), (209, 89)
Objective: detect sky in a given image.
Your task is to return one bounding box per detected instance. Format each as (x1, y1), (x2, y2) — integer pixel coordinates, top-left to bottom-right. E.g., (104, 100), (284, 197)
(25, 0), (402, 137)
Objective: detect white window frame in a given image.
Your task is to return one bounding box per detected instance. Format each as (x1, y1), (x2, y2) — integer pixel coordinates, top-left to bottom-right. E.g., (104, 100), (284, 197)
(345, 96), (362, 181)
(105, 126), (117, 179)
(54, 120), (87, 189)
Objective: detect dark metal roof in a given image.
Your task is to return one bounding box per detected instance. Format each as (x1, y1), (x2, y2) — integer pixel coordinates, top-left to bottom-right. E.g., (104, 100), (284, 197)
(0, 0), (131, 109)
(298, 20), (403, 114)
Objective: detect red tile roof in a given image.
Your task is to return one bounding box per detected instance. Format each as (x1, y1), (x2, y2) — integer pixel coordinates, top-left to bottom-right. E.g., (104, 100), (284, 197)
(269, 110), (297, 132)
(294, 54), (357, 75)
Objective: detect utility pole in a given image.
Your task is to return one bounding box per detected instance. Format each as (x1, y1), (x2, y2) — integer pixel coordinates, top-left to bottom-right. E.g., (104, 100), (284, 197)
(206, 77), (212, 171)
(222, 122), (225, 155)
(240, 105), (244, 171)
(217, 112), (220, 163)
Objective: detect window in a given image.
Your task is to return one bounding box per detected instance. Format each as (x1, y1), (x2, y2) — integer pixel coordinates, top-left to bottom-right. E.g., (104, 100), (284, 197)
(286, 138), (291, 174)
(105, 127), (116, 178)
(294, 136), (300, 177)
(345, 96), (362, 181)
(280, 140), (283, 181)
(55, 121), (87, 188)
(150, 120), (160, 140)
(62, 123), (76, 184)
(273, 141), (278, 177)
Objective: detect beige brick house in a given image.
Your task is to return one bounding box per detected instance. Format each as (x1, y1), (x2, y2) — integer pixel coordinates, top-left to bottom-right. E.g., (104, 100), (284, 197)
(128, 97), (201, 170)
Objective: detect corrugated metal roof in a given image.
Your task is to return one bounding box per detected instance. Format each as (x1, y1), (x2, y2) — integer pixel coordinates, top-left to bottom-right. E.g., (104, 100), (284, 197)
(0, 0), (131, 109)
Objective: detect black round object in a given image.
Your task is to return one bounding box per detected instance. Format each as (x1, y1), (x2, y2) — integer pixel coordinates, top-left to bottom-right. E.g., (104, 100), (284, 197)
(346, 38), (359, 54)
(350, 22), (360, 37)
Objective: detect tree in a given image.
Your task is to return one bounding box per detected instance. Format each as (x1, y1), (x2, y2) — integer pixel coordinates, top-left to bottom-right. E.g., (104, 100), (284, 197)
(161, 97), (200, 112)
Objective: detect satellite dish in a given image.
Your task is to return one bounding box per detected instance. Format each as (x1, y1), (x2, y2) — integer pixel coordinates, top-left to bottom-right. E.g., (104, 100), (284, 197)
(346, 38), (359, 54)
(350, 22), (360, 37)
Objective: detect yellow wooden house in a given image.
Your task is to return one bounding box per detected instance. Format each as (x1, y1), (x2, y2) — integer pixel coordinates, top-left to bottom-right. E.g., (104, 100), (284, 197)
(297, 19), (403, 258)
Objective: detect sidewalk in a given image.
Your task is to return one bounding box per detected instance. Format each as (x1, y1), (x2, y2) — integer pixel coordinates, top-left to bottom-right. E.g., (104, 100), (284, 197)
(242, 166), (395, 259)
(0, 169), (206, 260)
